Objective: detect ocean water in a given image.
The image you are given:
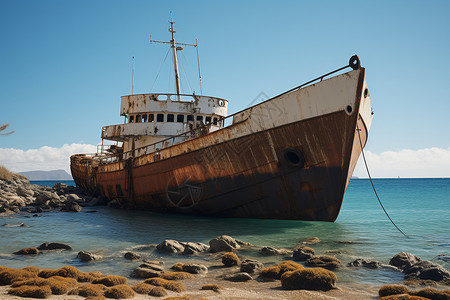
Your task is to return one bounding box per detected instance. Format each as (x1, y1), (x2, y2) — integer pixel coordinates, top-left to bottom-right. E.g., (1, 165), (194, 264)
(0, 178), (449, 293)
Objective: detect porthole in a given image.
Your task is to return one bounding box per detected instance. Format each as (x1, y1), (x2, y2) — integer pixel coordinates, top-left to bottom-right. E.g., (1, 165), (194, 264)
(218, 100), (225, 107)
(364, 88), (369, 98)
(346, 105), (353, 115)
(283, 148), (305, 168)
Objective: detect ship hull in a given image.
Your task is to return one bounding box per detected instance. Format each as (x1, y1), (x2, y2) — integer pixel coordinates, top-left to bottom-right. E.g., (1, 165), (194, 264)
(71, 68), (372, 221)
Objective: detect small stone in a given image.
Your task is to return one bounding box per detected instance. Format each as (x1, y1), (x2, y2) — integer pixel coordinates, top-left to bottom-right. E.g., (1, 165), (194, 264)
(139, 263), (164, 272)
(37, 242), (72, 251)
(63, 202), (82, 212)
(124, 251), (141, 260)
(348, 259), (382, 269)
(224, 272), (253, 282)
(77, 251), (102, 262)
(67, 194), (81, 202)
(260, 246), (291, 256)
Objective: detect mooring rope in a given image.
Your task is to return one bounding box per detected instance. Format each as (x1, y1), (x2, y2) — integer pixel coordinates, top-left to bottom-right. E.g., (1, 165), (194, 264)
(357, 124), (409, 238)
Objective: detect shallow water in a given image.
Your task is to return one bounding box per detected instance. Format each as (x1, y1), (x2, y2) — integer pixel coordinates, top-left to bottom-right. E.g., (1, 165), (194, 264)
(0, 178), (449, 291)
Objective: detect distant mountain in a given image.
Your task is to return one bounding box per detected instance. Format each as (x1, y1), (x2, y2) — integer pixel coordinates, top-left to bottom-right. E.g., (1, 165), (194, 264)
(18, 169), (73, 180)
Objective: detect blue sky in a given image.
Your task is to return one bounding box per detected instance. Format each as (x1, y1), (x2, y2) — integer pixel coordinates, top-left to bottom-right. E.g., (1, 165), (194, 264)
(1, 0), (449, 177)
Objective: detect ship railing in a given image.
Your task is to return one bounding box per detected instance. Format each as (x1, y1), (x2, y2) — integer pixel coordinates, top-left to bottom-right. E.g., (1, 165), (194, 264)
(97, 57), (359, 165)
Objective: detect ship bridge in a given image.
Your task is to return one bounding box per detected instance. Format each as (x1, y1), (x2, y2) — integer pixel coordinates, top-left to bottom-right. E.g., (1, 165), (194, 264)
(101, 92), (228, 152)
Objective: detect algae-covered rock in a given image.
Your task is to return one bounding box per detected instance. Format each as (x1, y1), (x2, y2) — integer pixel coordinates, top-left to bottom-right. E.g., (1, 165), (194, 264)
(301, 237), (320, 245)
(8, 285), (52, 298)
(281, 267), (337, 290)
(201, 284), (222, 293)
(260, 261), (303, 279)
(293, 246), (315, 261)
(104, 284), (135, 299)
(378, 285), (409, 297)
(305, 255), (341, 270)
(222, 252), (240, 267)
(224, 272), (253, 282)
(13, 247), (40, 255)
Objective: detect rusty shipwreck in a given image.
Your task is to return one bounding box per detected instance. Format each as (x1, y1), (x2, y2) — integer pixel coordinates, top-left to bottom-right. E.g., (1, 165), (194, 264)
(70, 18), (373, 221)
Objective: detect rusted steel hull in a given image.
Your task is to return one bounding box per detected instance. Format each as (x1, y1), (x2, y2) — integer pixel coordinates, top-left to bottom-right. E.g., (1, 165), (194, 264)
(71, 68), (372, 221)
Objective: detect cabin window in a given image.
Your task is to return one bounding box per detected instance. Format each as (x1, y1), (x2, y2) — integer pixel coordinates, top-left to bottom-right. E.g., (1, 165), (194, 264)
(142, 114), (147, 122)
(177, 114), (184, 122)
(149, 114), (154, 122)
(205, 116), (211, 124)
(196, 115), (203, 122)
(129, 115), (134, 123)
(157, 114), (164, 122)
(213, 117), (218, 125)
(187, 115), (194, 122)
(136, 115), (141, 123)
(167, 114), (174, 122)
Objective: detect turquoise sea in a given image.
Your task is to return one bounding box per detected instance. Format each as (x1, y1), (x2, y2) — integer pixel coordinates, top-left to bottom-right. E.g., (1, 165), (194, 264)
(1, 178), (449, 294)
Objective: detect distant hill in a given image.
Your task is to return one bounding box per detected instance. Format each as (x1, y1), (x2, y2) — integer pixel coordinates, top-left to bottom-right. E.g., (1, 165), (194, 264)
(18, 169), (73, 180)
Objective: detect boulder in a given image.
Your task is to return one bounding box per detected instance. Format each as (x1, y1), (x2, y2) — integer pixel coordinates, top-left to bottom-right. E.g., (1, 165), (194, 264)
(240, 259), (264, 273)
(209, 235), (240, 253)
(404, 260), (450, 281)
(305, 255), (341, 270)
(67, 194), (81, 202)
(224, 272), (253, 282)
(77, 251), (102, 262)
(182, 263), (208, 274)
(260, 246), (291, 256)
(182, 242), (209, 255)
(35, 191), (59, 205)
(293, 246), (315, 261)
(16, 186), (34, 198)
(130, 267), (161, 279)
(156, 240), (185, 253)
(63, 202), (82, 212)
(37, 242), (72, 251)
(281, 268), (337, 290)
(124, 251), (141, 260)
(389, 252), (421, 270)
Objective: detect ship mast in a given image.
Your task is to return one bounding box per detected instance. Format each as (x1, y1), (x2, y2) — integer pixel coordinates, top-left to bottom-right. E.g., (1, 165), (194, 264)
(150, 13), (201, 99)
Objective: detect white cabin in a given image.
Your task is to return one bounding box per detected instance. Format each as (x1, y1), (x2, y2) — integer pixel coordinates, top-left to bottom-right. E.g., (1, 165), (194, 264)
(101, 93), (228, 154)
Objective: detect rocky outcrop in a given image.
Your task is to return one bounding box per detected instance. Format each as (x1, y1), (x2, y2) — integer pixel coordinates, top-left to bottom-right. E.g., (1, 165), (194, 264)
(404, 260), (450, 281)
(0, 175), (108, 215)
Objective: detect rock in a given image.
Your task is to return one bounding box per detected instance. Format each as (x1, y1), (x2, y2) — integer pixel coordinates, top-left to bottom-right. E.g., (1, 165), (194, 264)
(139, 263), (164, 272)
(301, 237), (321, 245)
(235, 239), (253, 247)
(37, 242), (72, 251)
(182, 263), (208, 274)
(124, 251), (141, 260)
(293, 246), (315, 261)
(16, 186), (34, 198)
(224, 272), (253, 282)
(281, 267), (337, 290)
(130, 267), (161, 279)
(240, 259), (264, 273)
(378, 284), (408, 298)
(77, 251), (102, 262)
(182, 242), (209, 255)
(222, 252), (240, 267)
(53, 183), (68, 190)
(13, 247), (39, 255)
(142, 260), (164, 266)
(404, 260), (450, 281)
(156, 240), (185, 253)
(67, 194), (81, 202)
(348, 259), (383, 269)
(63, 202), (82, 212)
(389, 252), (421, 270)
(260, 246), (291, 256)
(305, 255), (341, 270)
(35, 191), (59, 205)
(209, 235), (240, 253)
